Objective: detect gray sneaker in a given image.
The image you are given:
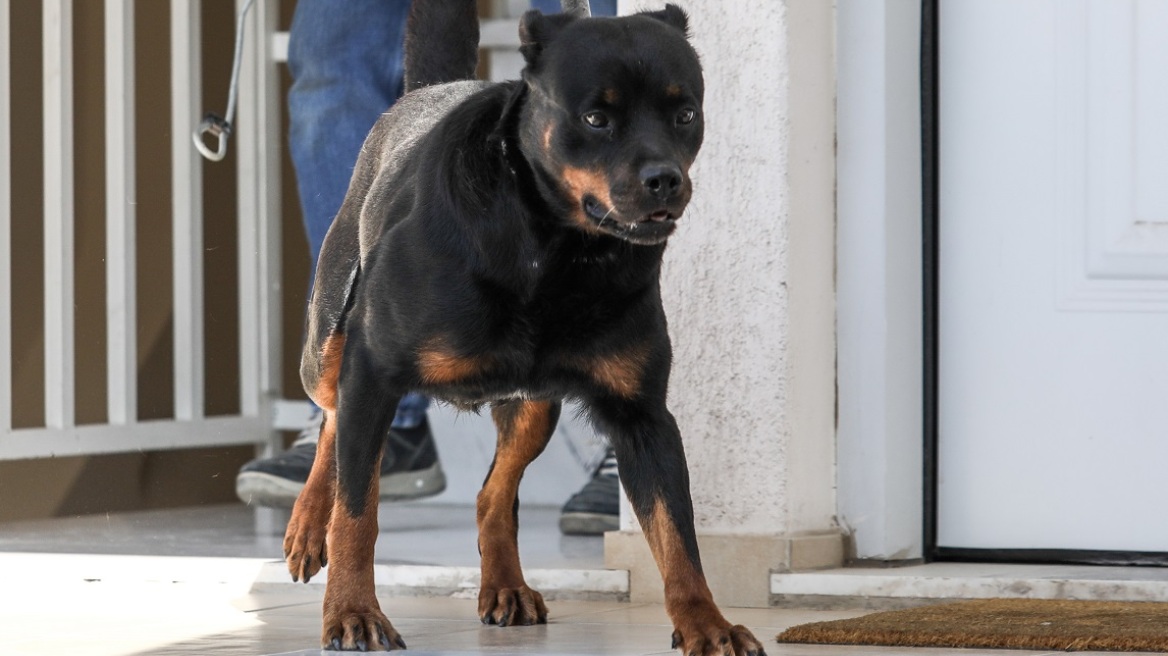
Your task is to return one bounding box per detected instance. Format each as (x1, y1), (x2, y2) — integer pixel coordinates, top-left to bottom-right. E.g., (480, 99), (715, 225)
(559, 447), (620, 535)
(235, 410), (446, 508)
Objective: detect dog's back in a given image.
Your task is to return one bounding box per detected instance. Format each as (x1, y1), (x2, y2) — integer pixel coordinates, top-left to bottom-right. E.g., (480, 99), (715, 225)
(299, 0), (488, 406)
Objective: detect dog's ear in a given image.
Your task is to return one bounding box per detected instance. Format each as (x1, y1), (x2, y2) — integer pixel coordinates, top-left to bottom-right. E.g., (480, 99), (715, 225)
(642, 4), (691, 37)
(518, 10), (577, 66)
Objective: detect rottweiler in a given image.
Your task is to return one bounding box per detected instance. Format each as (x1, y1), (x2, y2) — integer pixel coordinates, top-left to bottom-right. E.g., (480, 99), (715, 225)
(283, 1), (766, 653)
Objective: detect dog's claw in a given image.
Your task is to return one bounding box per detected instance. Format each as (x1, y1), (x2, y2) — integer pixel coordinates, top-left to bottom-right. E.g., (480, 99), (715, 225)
(671, 623), (766, 656)
(330, 637), (342, 651)
(479, 585), (548, 627)
(394, 636), (407, 650)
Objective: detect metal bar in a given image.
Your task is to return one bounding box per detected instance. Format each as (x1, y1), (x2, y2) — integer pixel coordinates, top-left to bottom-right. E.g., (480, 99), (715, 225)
(0, 0), (11, 433)
(0, 416), (269, 460)
(272, 398), (315, 432)
(256, 0), (282, 443)
(43, 0), (74, 430)
(270, 31), (288, 63)
(235, 0), (260, 419)
(106, 0), (136, 425)
(172, 0), (205, 421)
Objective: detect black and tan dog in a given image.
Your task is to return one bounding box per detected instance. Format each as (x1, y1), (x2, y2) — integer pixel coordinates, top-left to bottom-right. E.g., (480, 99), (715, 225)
(284, 1), (766, 654)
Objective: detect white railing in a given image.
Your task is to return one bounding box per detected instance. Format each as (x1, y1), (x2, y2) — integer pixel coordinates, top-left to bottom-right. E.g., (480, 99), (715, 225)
(0, 0), (533, 464)
(0, 0), (8, 445)
(0, 0), (283, 461)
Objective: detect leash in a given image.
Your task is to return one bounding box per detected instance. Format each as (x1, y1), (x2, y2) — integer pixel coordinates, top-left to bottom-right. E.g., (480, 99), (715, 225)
(193, 0), (255, 162)
(193, 0), (587, 162)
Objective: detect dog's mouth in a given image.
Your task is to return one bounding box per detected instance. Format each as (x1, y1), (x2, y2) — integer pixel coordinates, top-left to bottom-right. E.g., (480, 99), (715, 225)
(583, 197), (678, 245)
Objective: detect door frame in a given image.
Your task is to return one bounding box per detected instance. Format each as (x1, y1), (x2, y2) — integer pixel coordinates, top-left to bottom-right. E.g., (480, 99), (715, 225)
(835, 0), (925, 563)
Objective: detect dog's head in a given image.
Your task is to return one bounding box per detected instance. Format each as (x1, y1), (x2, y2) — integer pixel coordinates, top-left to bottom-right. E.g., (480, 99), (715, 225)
(516, 6), (704, 246)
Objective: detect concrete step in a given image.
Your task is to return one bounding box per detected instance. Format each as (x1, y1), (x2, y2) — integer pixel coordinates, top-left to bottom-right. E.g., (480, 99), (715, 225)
(772, 561), (1168, 609)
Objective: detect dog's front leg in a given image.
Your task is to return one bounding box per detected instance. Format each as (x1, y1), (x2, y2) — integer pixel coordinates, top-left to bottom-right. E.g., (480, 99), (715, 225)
(476, 399), (561, 626)
(320, 350), (406, 651)
(595, 399), (767, 656)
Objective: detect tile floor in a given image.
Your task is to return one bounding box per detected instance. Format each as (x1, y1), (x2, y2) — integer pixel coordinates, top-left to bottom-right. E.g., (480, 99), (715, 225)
(0, 502), (603, 570)
(0, 503), (1164, 656)
(4, 573), (1157, 656)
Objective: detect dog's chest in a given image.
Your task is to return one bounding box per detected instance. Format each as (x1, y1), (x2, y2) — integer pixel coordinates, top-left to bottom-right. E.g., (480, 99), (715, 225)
(417, 256), (652, 403)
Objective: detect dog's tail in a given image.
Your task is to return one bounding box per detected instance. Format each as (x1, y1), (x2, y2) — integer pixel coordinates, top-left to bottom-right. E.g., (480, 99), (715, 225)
(403, 0), (480, 93)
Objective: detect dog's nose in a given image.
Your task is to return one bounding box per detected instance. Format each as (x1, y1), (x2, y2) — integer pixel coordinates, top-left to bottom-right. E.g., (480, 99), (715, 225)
(640, 163), (683, 200)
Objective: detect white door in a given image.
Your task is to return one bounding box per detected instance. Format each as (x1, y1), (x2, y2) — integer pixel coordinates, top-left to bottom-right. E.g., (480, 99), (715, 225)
(938, 0), (1168, 553)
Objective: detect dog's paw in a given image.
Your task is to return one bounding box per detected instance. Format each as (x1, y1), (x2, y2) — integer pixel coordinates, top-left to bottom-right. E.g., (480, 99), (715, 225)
(321, 605), (406, 652)
(283, 506), (329, 583)
(670, 622), (767, 656)
(478, 585), (548, 626)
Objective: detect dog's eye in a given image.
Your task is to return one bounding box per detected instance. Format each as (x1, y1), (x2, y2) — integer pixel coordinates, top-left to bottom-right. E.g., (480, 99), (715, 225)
(582, 111), (610, 130)
(676, 108), (698, 125)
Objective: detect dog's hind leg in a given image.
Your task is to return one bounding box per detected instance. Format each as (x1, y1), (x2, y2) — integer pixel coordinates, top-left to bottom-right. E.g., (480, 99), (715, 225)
(284, 331), (350, 584)
(476, 399), (561, 626)
(283, 408), (335, 583)
(592, 399), (767, 656)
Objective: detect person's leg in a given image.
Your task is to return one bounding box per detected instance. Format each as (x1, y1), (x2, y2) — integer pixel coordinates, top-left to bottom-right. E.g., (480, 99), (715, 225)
(287, 0), (405, 276)
(530, 0), (616, 15)
(288, 0), (432, 435)
(236, 0), (443, 508)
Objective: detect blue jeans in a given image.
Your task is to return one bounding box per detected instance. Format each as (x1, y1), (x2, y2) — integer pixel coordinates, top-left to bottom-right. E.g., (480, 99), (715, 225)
(531, 0), (616, 14)
(287, 0), (615, 428)
(288, 0), (428, 428)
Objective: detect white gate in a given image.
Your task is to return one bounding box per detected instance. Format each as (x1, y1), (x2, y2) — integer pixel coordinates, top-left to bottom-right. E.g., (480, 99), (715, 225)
(0, 0), (284, 461)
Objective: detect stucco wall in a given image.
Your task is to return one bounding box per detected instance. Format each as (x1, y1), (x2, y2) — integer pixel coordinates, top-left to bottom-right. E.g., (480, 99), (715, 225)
(607, 0), (840, 606)
(620, 0), (838, 538)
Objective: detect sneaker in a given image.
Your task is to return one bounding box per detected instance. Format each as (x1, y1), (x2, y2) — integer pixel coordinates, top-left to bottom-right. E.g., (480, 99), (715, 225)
(559, 447), (620, 535)
(235, 409), (446, 508)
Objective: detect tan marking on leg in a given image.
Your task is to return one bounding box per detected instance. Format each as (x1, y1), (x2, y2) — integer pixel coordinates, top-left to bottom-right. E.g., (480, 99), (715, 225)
(477, 401), (555, 625)
(312, 333), (346, 412)
(644, 497), (713, 611)
(642, 498), (736, 651)
(639, 497), (767, 654)
(416, 337), (491, 385)
(284, 412), (337, 583)
(321, 450), (403, 649)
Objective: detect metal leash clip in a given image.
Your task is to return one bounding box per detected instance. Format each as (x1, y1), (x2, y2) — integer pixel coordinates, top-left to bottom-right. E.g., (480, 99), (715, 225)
(192, 0), (255, 162)
(194, 112), (233, 162)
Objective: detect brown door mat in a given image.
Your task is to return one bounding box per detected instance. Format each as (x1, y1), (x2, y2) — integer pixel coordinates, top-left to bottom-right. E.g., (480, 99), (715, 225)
(776, 598), (1168, 652)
